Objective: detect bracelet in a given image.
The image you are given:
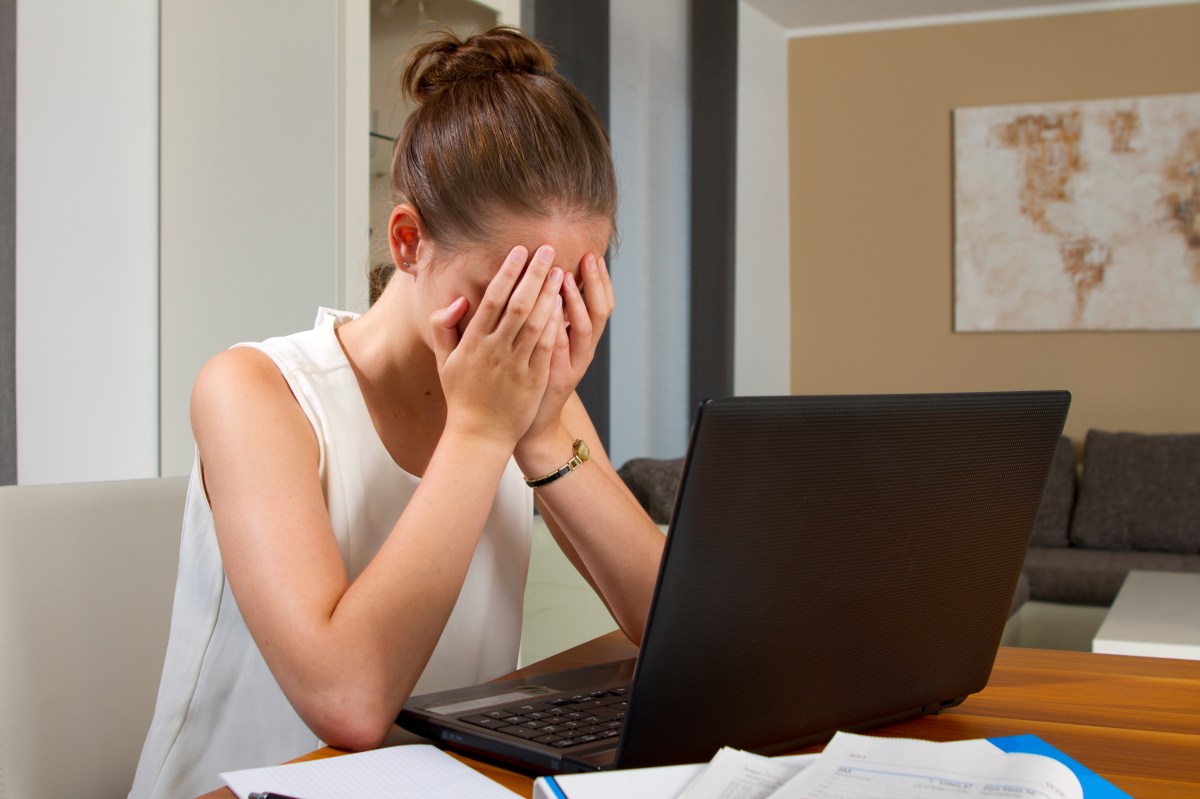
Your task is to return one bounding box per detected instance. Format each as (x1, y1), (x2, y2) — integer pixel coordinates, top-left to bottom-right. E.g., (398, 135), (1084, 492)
(524, 439), (590, 488)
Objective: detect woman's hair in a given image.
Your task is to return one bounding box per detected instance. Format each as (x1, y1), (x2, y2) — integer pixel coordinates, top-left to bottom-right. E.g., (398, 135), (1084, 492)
(392, 26), (617, 255)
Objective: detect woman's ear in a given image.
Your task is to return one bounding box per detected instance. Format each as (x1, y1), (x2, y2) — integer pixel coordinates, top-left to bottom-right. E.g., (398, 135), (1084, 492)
(388, 204), (423, 276)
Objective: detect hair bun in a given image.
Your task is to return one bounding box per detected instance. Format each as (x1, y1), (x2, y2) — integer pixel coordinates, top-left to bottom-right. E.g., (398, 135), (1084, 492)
(402, 26), (555, 104)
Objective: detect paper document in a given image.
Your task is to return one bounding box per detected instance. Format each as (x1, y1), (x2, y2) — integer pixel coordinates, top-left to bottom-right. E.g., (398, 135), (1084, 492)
(220, 744), (521, 799)
(532, 754), (818, 799)
(677, 747), (807, 799)
(769, 732), (1083, 799)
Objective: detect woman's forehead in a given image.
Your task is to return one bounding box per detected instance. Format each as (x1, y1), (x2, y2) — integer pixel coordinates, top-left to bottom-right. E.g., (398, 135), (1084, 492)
(495, 212), (613, 257)
(426, 211), (611, 283)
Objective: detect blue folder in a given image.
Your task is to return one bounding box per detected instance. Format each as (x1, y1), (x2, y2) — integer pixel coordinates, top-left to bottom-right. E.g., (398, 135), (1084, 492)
(989, 735), (1133, 799)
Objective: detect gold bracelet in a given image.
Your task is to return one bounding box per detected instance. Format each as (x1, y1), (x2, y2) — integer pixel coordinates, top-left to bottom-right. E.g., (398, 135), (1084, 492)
(524, 439), (590, 488)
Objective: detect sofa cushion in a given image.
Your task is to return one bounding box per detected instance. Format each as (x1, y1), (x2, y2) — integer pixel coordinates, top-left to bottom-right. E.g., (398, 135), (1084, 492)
(1022, 546), (1200, 605)
(1029, 437), (1075, 547)
(617, 457), (684, 524)
(1070, 429), (1200, 554)
(1070, 430), (1200, 553)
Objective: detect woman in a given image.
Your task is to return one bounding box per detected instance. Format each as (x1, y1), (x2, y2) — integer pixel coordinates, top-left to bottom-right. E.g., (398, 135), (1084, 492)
(130, 26), (664, 799)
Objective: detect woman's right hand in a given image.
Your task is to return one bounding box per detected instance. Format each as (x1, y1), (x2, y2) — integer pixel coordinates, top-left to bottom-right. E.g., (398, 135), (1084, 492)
(429, 244), (564, 449)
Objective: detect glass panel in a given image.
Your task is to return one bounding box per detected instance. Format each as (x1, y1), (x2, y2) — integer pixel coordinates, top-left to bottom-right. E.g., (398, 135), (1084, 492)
(368, 0), (500, 303)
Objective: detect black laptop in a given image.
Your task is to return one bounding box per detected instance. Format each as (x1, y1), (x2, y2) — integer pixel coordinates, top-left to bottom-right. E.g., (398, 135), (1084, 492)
(398, 391), (1071, 773)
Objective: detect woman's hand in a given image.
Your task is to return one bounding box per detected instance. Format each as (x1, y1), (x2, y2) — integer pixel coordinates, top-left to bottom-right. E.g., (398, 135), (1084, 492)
(515, 251), (614, 459)
(429, 244), (565, 450)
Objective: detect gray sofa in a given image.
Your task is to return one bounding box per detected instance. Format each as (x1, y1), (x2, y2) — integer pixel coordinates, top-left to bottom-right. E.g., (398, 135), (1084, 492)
(1024, 430), (1200, 606)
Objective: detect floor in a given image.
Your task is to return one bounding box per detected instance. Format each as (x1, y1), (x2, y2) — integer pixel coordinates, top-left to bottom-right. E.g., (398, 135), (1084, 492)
(518, 516), (620, 667)
(1003, 600), (1109, 652)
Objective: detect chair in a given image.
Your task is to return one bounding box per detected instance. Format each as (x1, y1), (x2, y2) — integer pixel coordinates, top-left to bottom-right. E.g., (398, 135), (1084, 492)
(0, 476), (188, 799)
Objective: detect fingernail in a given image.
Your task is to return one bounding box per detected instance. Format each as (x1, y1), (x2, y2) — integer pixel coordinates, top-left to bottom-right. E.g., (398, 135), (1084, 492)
(565, 272), (576, 290)
(511, 245), (529, 264)
(550, 267), (563, 285)
(599, 256), (608, 274)
(536, 245), (556, 264)
(586, 255), (599, 272)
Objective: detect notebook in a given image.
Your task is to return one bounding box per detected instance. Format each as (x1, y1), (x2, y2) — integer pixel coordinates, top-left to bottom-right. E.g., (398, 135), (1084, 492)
(397, 391), (1071, 774)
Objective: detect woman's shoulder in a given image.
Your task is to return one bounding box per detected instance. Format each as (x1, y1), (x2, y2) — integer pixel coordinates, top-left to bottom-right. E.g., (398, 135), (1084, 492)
(194, 345), (285, 398)
(191, 347), (308, 437)
(190, 345), (321, 482)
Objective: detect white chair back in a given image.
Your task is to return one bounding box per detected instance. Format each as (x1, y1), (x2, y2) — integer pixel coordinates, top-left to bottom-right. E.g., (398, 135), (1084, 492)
(0, 476), (188, 799)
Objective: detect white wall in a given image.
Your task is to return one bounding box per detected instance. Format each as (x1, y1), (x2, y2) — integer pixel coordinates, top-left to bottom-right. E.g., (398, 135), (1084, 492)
(735, 1), (791, 396)
(15, 1), (519, 483)
(339, 1), (372, 316)
(608, 0), (692, 467)
(15, 0), (160, 485)
(159, 1), (349, 476)
(15, 0), (761, 481)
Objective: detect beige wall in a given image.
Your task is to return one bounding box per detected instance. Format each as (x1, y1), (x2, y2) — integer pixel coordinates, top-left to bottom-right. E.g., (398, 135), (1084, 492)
(788, 5), (1200, 442)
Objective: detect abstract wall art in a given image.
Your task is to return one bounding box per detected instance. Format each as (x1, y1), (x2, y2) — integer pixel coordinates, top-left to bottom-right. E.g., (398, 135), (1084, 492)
(954, 92), (1200, 332)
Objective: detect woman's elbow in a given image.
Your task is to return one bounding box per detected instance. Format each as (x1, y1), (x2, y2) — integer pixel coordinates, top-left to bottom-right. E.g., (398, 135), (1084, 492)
(298, 683), (400, 751)
(309, 708), (395, 752)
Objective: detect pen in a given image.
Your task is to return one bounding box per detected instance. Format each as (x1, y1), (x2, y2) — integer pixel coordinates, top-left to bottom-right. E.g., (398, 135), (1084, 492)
(248, 793), (305, 799)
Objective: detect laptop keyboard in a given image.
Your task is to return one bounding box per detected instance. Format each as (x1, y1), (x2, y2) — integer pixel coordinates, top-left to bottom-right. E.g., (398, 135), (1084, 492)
(458, 687), (629, 748)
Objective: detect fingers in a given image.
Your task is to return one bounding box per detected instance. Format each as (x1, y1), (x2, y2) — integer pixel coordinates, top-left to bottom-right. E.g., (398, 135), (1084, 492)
(516, 265), (565, 357)
(530, 295), (564, 374)
(429, 296), (468, 370)
(471, 245), (530, 335)
(562, 271), (592, 363)
(458, 244), (612, 376)
(578, 253), (614, 324)
(563, 252), (614, 364)
(491, 245), (557, 342)
(595, 254), (615, 310)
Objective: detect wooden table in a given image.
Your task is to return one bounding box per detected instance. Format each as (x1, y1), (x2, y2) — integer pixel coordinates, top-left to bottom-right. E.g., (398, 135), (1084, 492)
(200, 633), (1200, 799)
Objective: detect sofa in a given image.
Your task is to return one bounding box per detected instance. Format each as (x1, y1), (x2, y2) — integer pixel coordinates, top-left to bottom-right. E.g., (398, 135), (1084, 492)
(1024, 430), (1200, 606)
(619, 428), (1200, 615)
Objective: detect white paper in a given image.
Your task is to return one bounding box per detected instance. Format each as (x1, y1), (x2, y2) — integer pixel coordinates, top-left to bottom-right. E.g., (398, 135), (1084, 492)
(530, 755), (819, 799)
(677, 747), (806, 799)
(220, 744), (522, 799)
(768, 732), (1083, 799)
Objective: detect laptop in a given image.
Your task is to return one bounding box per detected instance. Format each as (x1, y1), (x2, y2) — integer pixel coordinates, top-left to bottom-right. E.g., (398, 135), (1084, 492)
(398, 391), (1071, 773)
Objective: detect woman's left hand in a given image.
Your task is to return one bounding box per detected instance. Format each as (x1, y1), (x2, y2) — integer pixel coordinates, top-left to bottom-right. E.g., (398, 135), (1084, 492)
(515, 251), (613, 457)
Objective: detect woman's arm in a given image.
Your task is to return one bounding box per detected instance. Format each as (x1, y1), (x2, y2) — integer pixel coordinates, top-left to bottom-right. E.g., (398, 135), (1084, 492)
(194, 245), (562, 752)
(514, 252), (665, 644)
(523, 395), (666, 644)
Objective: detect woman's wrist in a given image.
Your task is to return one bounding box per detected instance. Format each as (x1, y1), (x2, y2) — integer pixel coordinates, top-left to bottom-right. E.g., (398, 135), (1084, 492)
(441, 413), (522, 461)
(514, 425), (577, 481)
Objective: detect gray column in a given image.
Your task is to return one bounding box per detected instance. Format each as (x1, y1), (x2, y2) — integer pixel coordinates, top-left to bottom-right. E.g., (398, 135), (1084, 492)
(1, 0), (16, 484)
(522, 0), (612, 449)
(688, 0), (737, 410)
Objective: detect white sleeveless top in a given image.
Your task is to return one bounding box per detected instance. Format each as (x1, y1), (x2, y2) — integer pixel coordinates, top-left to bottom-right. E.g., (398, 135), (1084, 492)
(129, 308), (532, 799)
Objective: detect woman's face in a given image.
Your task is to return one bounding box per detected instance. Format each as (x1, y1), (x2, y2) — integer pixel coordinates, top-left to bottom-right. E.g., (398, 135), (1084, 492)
(424, 213), (613, 337)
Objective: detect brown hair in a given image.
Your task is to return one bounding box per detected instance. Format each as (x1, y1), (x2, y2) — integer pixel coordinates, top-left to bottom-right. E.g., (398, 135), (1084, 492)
(392, 26), (617, 255)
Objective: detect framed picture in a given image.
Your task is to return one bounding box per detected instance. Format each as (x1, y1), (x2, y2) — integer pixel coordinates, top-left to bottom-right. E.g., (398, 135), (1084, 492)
(954, 92), (1200, 332)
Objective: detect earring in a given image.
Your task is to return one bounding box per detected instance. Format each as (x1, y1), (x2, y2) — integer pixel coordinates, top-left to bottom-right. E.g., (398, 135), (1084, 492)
(402, 260), (410, 269)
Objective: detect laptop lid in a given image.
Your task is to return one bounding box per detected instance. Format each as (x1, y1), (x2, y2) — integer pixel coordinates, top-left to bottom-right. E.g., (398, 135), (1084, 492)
(398, 391), (1070, 773)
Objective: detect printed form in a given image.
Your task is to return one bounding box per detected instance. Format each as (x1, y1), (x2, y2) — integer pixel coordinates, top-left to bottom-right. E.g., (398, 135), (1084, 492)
(769, 732), (1084, 799)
